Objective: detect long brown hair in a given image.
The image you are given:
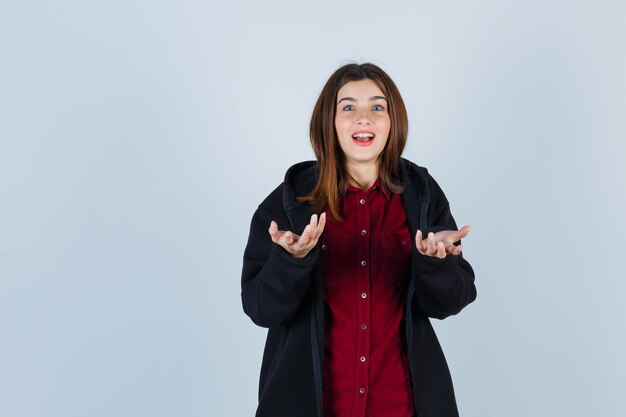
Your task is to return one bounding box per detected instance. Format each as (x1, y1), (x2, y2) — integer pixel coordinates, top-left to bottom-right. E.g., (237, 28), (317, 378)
(300, 63), (409, 220)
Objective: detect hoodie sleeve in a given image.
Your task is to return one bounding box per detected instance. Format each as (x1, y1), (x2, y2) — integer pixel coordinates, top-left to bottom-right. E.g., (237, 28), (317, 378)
(241, 196), (319, 328)
(410, 175), (477, 320)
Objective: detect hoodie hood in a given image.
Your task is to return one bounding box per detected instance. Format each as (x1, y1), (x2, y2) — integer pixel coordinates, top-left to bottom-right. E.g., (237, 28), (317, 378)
(281, 161), (319, 232)
(283, 161), (319, 200)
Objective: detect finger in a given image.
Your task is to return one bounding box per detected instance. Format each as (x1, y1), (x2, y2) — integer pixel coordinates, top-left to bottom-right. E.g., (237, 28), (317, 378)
(442, 231), (462, 244)
(284, 231), (294, 245)
(415, 230), (426, 253)
(437, 242), (446, 259)
(425, 232), (433, 254)
(448, 225), (471, 242)
(309, 212), (326, 243)
(299, 225), (313, 248)
(427, 232), (437, 255)
(316, 212), (327, 237)
(268, 221), (281, 243)
(305, 214), (318, 245)
(444, 242), (463, 255)
(268, 222), (296, 254)
(310, 213), (318, 229)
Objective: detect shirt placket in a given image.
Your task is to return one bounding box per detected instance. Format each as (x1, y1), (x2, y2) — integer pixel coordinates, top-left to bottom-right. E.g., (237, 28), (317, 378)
(353, 191), (371, 417)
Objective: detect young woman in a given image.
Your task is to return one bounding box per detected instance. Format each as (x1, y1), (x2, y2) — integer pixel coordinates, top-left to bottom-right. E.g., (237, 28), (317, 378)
(241, 63), (476, 417)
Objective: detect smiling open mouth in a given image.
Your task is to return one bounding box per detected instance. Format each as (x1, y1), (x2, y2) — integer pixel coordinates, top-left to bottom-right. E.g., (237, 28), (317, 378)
(352, 132), (375, 145)
(352, 133), (375, 142)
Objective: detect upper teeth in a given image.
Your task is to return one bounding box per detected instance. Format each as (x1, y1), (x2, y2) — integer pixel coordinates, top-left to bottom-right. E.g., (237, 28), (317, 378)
(353, 133), (374, 138)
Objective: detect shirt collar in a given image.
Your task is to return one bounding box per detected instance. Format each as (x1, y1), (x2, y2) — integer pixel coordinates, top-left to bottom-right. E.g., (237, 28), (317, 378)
(346, 177), (391, 200)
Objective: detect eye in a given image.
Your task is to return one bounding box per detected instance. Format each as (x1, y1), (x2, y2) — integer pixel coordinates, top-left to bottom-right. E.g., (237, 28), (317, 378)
(342, 104), (355, 111)
(372, 104), (384, 111)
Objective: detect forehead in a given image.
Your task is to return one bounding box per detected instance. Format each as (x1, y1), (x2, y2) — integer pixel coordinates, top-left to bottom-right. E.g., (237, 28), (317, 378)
(336, 79), (385, 100)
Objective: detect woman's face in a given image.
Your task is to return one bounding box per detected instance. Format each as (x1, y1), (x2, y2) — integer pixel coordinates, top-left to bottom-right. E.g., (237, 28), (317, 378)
(334, 79), (391, 169)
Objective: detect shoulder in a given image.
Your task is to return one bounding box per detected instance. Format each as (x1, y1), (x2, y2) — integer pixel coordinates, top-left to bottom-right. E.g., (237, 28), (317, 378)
(257, 160), (318, 214)
(399, 158), (449, 205)
(258, 183), (285, 214)
(399, 158), (429, 193)
(284, 160), (318, 197)
(400, 157), (429, 179)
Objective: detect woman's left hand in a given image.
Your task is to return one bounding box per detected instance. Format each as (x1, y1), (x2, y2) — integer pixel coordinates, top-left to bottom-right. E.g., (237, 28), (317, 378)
(415, 225), (471, 259)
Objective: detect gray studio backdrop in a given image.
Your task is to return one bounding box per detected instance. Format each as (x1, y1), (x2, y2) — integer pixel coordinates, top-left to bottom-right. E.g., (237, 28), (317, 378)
(1, 1), (625, 416)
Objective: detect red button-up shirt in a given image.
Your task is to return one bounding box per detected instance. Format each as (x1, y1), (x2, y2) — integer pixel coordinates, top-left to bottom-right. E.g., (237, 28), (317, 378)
(321, 179), (415, 417)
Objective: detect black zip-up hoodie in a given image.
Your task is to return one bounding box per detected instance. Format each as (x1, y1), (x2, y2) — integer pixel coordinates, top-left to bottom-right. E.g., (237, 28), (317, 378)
(242, 159), (476, 417)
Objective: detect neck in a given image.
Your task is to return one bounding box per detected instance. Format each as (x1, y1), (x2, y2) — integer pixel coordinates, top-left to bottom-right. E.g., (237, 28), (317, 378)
(346, 161), (380, 190)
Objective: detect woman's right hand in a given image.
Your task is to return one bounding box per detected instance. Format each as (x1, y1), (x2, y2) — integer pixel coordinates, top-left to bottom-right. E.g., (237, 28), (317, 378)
(268, 213), (326, 260)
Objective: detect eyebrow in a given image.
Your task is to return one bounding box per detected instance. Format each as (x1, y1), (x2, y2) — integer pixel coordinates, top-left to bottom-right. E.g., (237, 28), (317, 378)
(337, 95), (387, 104)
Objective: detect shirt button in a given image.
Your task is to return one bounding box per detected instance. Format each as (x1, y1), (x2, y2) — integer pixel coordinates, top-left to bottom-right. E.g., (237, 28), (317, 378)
(360, 356), (366, 362)
(361, 324), (367, 330)
(361, 293), (367, 299)
(361, 229), (366, 236)
(359, 199), (365, 205)
(321, 244), (327, 250)
(359, 387), (365, 394)
(360, 260), (366, 267)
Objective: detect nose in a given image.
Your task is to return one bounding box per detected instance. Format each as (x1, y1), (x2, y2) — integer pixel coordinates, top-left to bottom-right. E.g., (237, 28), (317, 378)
(356, 110), (372, 125)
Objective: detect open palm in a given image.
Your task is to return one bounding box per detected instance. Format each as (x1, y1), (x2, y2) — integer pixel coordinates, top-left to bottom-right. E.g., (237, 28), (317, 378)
(415, 225), (470, 259)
